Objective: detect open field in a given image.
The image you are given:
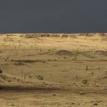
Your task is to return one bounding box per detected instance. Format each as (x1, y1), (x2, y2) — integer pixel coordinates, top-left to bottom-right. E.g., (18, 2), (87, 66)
(0, 33), (107, 106)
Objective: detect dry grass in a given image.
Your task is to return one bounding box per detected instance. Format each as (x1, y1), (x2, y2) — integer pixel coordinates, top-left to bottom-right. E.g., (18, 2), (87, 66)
(0, 33), (107, 107)
(0, 33), (107, 51)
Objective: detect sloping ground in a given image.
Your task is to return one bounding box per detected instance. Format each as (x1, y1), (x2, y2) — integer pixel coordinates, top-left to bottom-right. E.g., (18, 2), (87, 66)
(0, 34), (107, 90)
(0, 34), (107, 106)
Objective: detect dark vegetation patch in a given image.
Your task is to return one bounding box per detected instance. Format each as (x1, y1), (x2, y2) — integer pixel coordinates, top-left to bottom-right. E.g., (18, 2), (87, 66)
(0, 68), (3, 73)
(12, 59), (59, 65)
(79, 91), (86, 95)
(82, 79), (88, 85)
(93, 103), (98, 106)
(56, 50), (107, 58)
(56, 50), (96, 59)
(56, 50), (74, 56)
(36, 75), (44, 80)
(11, 59), (46, 64)
(52, 93), (57, 96)
(95, 50), (107, 56)
(0, 85), (63, 91)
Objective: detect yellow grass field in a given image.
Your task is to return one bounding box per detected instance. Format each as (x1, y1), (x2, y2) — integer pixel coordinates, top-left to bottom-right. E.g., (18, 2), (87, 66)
(0, 33), (107, 107)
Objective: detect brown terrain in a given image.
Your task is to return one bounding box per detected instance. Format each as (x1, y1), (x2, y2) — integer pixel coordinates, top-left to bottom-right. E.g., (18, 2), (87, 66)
(0, 33), (107, 107)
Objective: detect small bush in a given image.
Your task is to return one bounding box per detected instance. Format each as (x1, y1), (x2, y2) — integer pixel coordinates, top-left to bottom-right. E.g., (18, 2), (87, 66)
(0, 68), (3, 73)
(36, 75), (44, 80)
(82, 79), (88, 85)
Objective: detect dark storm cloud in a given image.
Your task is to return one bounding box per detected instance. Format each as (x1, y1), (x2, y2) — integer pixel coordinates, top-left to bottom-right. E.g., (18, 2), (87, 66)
(0, 0), (107, 32)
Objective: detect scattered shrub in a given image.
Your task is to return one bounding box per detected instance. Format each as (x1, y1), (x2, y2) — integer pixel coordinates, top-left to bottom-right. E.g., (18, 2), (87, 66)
(82, 79), (88, 85)
(36, 75), (44, 80)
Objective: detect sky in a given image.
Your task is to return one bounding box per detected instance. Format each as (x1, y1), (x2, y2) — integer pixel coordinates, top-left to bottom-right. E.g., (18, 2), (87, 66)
(0, 0), (107, 33)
